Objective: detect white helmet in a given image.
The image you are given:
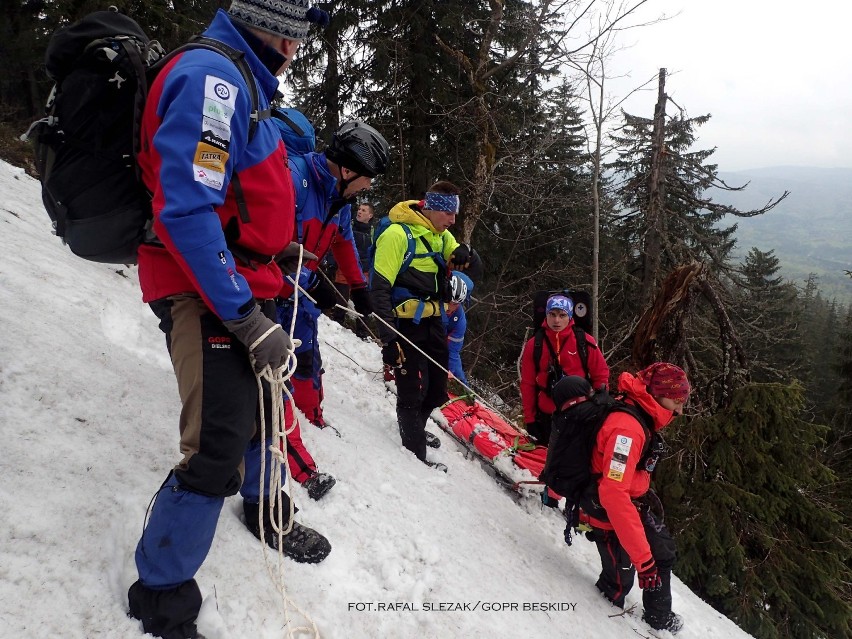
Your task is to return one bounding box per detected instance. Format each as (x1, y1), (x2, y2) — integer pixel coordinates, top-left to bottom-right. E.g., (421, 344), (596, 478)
(449, 273), (469, 304)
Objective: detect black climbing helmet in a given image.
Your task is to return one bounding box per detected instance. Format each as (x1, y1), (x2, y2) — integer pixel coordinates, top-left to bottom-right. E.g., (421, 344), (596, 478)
(326, 121), (390, 178)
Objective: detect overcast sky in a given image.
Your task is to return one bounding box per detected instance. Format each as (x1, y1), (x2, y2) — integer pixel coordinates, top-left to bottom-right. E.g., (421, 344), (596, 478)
(600, 0), (851, 172)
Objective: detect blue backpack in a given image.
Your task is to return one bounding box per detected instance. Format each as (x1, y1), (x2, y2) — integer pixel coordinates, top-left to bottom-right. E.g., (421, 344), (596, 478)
(272, 108), (315, 214)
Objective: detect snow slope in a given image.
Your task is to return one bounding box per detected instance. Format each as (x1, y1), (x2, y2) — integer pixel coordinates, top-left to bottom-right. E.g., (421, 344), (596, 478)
(0, 160), (751, 638)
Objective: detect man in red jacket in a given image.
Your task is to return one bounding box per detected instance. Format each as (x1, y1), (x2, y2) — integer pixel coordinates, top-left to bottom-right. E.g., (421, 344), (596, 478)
(520, 294), (609, 445)
(582, 362), (690, 634)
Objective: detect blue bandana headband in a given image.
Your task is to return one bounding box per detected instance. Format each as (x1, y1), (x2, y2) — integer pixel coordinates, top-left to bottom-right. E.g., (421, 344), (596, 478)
(424, 192), (460, 214)
(546, 294), (574, 316)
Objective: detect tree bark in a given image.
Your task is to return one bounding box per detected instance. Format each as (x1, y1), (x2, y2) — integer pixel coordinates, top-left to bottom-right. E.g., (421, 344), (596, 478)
(642, 68), (667, 306)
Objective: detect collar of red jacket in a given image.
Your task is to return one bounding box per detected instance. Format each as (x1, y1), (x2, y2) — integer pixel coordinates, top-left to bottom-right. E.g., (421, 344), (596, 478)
(539, 318), (576, 345)
(617, 371), (676, 431)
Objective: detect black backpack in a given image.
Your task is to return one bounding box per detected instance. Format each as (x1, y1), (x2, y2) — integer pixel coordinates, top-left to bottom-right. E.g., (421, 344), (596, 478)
(529, 288), (596, 390)
(24, 10), (267, 264)
(538, 376), (660, 506)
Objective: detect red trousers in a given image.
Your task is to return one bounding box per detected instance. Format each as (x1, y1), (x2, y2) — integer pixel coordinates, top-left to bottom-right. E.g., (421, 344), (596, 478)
(282, 399), (317, 483)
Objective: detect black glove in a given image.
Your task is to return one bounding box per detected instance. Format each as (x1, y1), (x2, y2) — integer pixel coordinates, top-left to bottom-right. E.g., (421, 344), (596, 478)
(381, 340), (405, 367)
(448, 243), (471, 271)
(541, 489), (559, 509)
(223, 305), (293, 374)
(307, 272), (339, 310)
(349, 285), (373, 316)
(637, 558), (662, 590)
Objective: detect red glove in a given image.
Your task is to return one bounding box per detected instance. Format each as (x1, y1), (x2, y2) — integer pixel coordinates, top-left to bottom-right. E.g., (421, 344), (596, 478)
(637, 558), (662, 591)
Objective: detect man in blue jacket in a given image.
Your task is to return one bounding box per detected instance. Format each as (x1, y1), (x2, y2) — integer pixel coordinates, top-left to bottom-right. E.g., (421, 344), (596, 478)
(277, 121), (389, 429)
(446, 271), (474, 385)
(129, 2), (330, 638)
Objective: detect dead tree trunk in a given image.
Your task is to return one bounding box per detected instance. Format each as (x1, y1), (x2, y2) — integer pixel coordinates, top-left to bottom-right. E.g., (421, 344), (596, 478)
(641, 68), (667, 306)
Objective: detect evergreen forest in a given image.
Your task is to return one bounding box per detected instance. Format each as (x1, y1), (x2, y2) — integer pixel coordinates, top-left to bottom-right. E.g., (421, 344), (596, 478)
(1, 2), (850, 637)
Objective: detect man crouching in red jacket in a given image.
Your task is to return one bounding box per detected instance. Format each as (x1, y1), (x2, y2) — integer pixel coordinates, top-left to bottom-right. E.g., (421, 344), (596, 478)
(581, 362), (690, 634)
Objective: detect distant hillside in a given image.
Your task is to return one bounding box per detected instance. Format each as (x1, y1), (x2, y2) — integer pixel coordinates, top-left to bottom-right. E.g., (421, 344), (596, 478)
(711, 166), (852, 303)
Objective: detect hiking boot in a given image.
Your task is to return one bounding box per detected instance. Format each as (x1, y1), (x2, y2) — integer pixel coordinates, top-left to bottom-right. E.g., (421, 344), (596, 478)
(642, 611), (683, 634)
(425, 460), (448, 473)
(128, 579), (202, 639)
(424, 430), (441, 449)
(302, 472), (336, 501)
(243, 501), (331, 564)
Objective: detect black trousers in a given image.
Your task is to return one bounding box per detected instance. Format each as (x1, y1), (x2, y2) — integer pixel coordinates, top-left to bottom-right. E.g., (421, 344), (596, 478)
(393, 317), (449, 460)
(591, 506), (677, 619)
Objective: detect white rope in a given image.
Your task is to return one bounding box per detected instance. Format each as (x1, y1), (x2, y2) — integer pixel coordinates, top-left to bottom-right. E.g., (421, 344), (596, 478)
(253, 244), (320, 639)
(249, 323), (285, 352)
(337, 304), (525, 432)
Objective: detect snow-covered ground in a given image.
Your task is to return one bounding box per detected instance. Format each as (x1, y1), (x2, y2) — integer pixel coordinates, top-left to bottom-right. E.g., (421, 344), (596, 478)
(0, 159), (751, 638)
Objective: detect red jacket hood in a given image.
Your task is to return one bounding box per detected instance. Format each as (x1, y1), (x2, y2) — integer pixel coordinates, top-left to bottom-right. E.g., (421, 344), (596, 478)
(617, 371), (675, 431)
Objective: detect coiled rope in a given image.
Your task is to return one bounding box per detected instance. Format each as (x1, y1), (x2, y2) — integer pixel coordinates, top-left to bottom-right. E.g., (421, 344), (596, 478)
(253, 245), (320, 639)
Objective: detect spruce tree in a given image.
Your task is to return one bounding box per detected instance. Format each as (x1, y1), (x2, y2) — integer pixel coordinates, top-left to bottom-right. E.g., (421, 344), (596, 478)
(656, 383), (852, 639)
(735, 248), (799, 383)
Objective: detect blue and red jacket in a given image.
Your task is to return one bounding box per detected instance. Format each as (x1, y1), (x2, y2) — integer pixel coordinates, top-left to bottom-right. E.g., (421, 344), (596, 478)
(281, 152), (365, 297)
(137, 10), (293, 321)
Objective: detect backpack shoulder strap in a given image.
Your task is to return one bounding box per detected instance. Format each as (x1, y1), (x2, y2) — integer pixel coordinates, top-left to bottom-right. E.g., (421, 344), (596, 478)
(416, 233), (447, 273)
(273, 108), (306, 137)
(533, 327), (558, 393)
(572, 325), (592, 384)
(395, 223), (417, 274)
(607, 400), (655, 459)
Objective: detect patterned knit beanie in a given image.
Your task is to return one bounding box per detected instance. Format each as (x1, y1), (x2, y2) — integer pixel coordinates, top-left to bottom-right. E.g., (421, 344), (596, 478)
(637, 362), (690, 402)
(228, 0), (329, 41)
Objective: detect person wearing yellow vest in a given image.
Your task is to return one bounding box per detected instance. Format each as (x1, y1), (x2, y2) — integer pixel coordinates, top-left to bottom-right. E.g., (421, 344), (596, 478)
(370, 181), (480, 470)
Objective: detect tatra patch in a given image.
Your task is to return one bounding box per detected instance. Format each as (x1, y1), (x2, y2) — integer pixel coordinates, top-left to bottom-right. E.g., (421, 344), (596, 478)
(193, 142), (229, 173)
(607, 469), (624, 482)
(193, 164), (224, 190)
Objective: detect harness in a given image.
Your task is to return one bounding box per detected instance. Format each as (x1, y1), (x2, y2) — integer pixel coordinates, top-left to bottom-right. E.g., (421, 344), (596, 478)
(384, 223), (449, 324)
